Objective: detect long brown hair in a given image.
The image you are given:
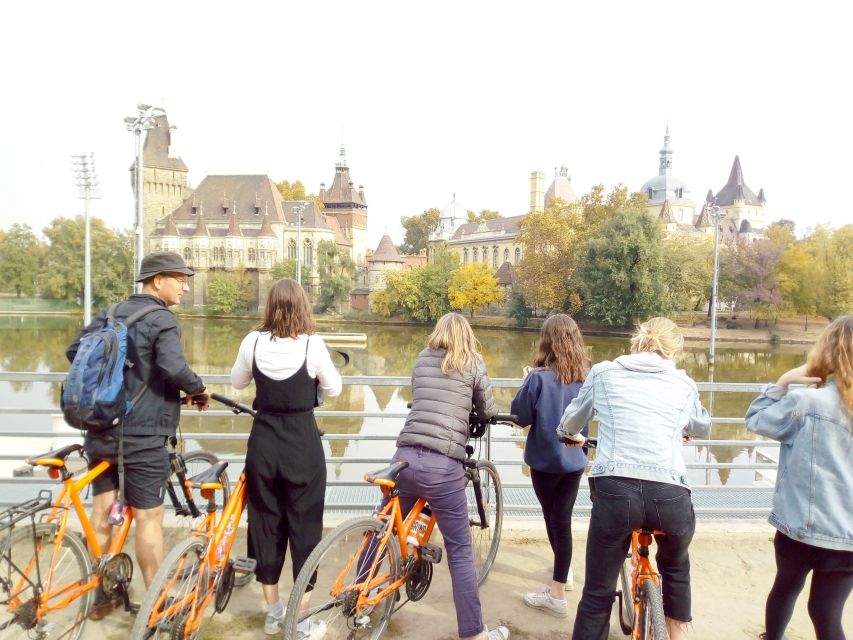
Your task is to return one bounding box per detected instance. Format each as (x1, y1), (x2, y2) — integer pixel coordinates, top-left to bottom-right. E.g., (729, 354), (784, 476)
(534, 314), (589, 384)
(256, 279), (315, 339)
(427, 312), (483, 375)
(806, 316), (853, 412)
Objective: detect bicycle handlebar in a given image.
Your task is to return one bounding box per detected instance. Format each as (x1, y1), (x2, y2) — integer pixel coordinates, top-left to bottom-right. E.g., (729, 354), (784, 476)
(210, 393), (257, 418)
(558, 434), (598, 448)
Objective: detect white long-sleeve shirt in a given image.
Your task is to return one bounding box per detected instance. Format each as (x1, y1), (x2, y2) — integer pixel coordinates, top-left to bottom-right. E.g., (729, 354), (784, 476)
(230, 331), (342, 397)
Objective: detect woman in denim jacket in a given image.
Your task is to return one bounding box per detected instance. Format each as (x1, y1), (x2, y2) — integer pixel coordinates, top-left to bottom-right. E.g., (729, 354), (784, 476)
(557, 317), (710, 640)
(746, 316), (853, 640)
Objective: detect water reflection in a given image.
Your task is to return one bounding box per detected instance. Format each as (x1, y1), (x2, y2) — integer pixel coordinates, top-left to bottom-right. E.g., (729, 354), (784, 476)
(0, 317), (815, 487)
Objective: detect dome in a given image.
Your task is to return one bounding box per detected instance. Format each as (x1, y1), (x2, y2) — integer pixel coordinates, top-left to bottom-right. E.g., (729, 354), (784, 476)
(640, 173), (693, 204)
(431, 193), (469, 241)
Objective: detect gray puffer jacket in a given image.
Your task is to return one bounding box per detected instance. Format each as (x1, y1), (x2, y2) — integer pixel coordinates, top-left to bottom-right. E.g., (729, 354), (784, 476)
(396, 347), (497, 461)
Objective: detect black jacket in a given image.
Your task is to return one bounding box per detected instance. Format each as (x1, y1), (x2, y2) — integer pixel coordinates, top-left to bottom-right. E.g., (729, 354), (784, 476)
(65, 294), (205, 436)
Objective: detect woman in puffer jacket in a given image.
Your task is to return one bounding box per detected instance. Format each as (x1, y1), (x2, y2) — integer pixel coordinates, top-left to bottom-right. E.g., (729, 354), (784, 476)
(394, 312), (508, 640)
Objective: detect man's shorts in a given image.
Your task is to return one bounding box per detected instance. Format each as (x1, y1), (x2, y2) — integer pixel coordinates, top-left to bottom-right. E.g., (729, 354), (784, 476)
(84, 434), (171, 510)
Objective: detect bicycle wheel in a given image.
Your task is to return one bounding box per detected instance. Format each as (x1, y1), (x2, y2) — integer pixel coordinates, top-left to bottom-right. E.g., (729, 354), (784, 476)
(638, 580), (667, 640)
(618, 558), (635, 634)
(283, 516), (400, 640)
(131, 537), (208, 640)
(169, 450), (231, 520)
(0, 523), (92, 640)
(465, 460), (503, 584)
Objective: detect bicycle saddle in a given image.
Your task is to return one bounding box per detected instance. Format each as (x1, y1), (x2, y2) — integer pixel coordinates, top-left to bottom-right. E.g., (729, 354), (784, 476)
(186, 460), (229, 490)
(25, 444), (84, 467)
(364, 460), (409, 486)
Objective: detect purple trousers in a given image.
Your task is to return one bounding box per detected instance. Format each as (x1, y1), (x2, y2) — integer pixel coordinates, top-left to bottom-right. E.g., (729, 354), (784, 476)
(393, 445), (483, 638)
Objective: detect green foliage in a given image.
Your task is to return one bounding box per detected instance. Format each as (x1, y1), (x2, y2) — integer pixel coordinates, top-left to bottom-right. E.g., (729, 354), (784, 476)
(448, 263), (504, 316)
(400, 208), (440, 255)
(0, 224), (41, 297)
(662, 235), (713, 311)
(207, 270), (254, 314)
(506, 292), (532, 327)
(467, 209), (503, 223)
(370, 251), (460, 322)
(271, 259), (301, 285)
(806, 225), (853, 319)
(316, 239), (355, 312)
(40, 216), (134, 307)
(578, 211), (671, 327)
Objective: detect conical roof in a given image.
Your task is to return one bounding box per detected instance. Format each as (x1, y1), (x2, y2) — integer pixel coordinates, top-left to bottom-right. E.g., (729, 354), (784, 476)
(227, 211), (242, 236)
(368, 234), (404, 263)
(659, 200), (675, 224)
(714, 156), (762, 206)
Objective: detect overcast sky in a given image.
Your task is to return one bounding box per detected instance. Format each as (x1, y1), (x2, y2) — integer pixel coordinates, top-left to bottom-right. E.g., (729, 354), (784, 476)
(1, 1), (850, 250)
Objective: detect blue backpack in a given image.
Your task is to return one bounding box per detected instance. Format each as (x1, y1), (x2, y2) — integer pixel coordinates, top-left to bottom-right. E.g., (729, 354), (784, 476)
(61, 303), (163, 432)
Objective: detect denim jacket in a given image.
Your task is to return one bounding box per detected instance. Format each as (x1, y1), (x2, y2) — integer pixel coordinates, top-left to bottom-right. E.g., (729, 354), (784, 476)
(745, 381), (853, 552)
(557, 353), (711, 488)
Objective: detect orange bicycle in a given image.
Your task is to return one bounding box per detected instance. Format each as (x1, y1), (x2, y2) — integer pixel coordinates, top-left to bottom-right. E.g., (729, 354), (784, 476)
(0, 438), (228, 640)
(281, 412), (516, 640)
(131, 393), (257, 640)
(616, 528), (668, 639)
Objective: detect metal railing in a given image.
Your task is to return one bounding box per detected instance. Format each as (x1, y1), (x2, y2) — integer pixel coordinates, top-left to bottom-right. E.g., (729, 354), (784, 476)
(0, 372), (777, 517)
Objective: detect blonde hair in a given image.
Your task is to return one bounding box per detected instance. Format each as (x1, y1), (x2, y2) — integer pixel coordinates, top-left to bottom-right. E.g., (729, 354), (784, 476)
(535, 314), (590, 384)
(806, 316), (853, 412)
(427, 313), (483, 375)
(630, 316), (683, 360)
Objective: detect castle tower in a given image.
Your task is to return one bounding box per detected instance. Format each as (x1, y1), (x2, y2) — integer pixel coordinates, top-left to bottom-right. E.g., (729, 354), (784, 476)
(640, 127), (695, 224)
(529, 171), (545, 212)
(713, 155), (767, 230)
(138, 113), (190, 254)
(319, 145), (369, 264)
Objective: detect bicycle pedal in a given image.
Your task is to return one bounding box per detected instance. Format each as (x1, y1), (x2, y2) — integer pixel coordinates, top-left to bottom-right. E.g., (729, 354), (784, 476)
(232, 557), (257, 573)
(419, 543), (442, 564)
(126, 601), (140, 615)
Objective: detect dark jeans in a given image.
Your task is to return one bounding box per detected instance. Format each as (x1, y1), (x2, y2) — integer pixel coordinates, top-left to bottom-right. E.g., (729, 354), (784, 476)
(572, 476), (696, 640)
(393, 446), (483, 638)
(530, 468), (584, 583)
(764, 531), (853, 640)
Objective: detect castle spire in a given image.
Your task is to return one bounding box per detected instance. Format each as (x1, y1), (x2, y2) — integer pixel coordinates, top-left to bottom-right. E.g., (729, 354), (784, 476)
(658, 125), (673, 175)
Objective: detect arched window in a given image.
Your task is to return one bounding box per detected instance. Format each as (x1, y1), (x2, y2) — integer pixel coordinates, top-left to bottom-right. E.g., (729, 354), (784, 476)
(514, 248), (521, 264)
(463, 248), (468, 264)
(492, 248), (498, 268)
(303, 240), (312, 268)
(472, 247), (478, 262)
(212, 246), (221, 263)
(288, 239), (296, 260)
(248, 247), (256, 263)
(482, 247), (488, 264)
(183, 247), (191, 262)
(503, 248), (509, 263)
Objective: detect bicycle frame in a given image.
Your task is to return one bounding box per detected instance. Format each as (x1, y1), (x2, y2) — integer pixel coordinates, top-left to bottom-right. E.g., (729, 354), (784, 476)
(626, 528), (663, 640)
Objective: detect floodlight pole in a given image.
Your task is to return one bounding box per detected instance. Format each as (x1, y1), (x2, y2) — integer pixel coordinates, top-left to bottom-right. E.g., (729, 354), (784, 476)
(71, 153), (99, 326)
(709, 205), (726, 368)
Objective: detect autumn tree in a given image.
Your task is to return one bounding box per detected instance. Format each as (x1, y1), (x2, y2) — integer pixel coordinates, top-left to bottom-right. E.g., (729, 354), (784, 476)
(271, 259), (298, 283)
(316, 239), (355, 312)
(371, 251), (459, 321)
(448, 263), (504, 317)
(719, 238), (785, 327)
(207, 270), (254, 314)
(578, 211), (671, 327)
(276, 179), (323, 208)
(467, 209), (503, 223)
(0, 223), (41, 297)
(400, 208), (440, 255)
(805, 225), (853, 319)
(662, 234), (713, 311)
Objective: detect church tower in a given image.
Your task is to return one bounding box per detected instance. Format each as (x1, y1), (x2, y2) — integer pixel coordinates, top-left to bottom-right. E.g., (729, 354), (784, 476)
(139, 114), (190, 254)
(319, 145), (368, 264)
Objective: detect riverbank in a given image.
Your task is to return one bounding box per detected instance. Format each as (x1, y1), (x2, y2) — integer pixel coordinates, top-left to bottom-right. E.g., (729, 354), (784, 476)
(81, 521), (844, 640)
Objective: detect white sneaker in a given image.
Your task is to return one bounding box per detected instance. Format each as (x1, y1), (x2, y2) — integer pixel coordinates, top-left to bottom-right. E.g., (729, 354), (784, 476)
(485, 626), (510, 640)
(297, 619), (327, 640)
(565, 566), (574, 591)
(264, 611), (284, 635)
(523, 586), (568, 618)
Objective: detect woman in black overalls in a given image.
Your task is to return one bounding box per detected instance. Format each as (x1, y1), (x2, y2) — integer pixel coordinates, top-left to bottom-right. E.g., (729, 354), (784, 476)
(230, 279), (342, 637)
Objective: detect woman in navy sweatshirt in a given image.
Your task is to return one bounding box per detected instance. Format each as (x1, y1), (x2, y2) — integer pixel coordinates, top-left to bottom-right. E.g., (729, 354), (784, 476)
(510, 314), (590, 618)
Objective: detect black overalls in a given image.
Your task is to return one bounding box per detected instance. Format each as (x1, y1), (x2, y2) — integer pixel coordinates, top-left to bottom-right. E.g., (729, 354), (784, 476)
(245, 337), (326, 585)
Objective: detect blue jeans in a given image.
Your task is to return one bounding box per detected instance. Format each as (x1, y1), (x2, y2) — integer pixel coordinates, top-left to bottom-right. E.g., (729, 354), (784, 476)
(572, 476), (696, 640)
(393, 446), (483, 638)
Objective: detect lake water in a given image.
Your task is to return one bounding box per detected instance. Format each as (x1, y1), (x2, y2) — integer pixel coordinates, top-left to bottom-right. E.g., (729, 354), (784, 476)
(0, 315), (812, 490)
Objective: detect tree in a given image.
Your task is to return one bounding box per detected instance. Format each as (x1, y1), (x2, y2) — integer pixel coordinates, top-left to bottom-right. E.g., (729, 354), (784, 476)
(40, 216), (135, 307)
(276, 179), (323, 208)
(316, 239), (355, 312)
(506, 292), (532, 328)
(719, 238), (785, 327)
(805, 225), (853, 319)
(0, 223), (41, 297)
(400, 208), (440, 255)
(580, 184), (647, 230)
(467, 209), (503, 223)
(370, 250), (459, 322)
(662, 235), (713, 311)
(578, 211), (671, 327)
(271, 259), (298, 282)
(448, 263), (504, 317)
(207, 270), (254, 314)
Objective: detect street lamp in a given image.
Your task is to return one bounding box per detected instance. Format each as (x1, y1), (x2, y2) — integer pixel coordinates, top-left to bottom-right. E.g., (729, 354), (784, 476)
(709, 205), (726, 368)
(293, 201), (308, 285)
(71, 153), (99, 326)
(124, 104), (166, 290)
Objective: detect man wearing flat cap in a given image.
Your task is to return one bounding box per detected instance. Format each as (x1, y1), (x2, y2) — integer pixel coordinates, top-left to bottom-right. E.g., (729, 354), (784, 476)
(66, 252), (208, 614)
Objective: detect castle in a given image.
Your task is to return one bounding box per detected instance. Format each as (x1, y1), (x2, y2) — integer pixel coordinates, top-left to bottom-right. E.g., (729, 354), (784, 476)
(140, 112), (368, 309)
